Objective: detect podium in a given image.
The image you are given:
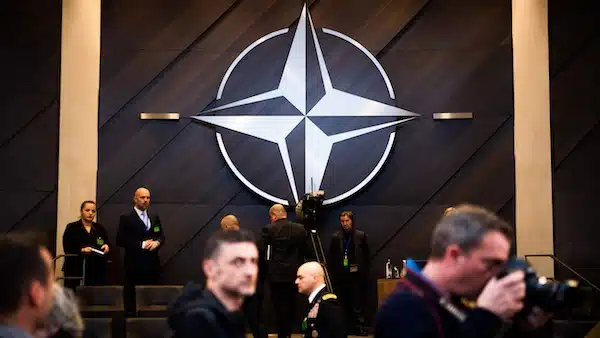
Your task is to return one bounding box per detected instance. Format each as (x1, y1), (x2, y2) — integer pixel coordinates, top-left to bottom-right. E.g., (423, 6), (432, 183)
(377, 278), (398, 306)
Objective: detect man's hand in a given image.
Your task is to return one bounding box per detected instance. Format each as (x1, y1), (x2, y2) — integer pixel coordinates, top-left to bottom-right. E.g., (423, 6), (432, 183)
(147, 240), (160, 251)
(81, 247), (93, 253)
(477, 270), (526, 320)
(101, 244), (110, 253)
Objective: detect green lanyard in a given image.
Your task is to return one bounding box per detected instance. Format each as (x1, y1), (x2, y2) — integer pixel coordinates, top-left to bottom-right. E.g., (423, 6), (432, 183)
(343, 238), (351, 267)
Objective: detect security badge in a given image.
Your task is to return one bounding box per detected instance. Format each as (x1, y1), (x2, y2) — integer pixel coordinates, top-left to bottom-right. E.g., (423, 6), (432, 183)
(153, 225), (160, 233)
(96, 237), (104, 246)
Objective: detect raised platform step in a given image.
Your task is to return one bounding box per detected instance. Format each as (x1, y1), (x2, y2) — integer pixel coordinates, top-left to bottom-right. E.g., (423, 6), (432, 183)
(135, 285), (183, 316)
(126, 318), (171, 338)
(84, 318), (112, 338)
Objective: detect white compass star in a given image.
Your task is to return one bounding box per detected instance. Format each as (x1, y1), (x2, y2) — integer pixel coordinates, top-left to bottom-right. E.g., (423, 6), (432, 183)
(192, 4), (419, 205)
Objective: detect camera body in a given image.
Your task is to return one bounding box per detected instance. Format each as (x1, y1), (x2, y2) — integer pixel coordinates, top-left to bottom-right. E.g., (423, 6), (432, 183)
(295, 191), (325, 229)
(498, 257), (588, 316)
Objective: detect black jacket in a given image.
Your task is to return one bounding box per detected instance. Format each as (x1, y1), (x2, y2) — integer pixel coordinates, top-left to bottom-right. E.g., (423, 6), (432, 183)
(116, 209), (165, 275)
(302, 286), (347, 338)
(375, 268), (505, 338)
(62, 220), (110, 284)
(168, 283), (246, 338)
(375, 268), (551, 338)
(261, 218), (308, 283)
(328, 228), (370, 280)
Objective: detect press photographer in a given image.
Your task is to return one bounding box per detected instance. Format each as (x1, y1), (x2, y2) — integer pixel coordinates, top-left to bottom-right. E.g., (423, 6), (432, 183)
(375, 204), (553, 338)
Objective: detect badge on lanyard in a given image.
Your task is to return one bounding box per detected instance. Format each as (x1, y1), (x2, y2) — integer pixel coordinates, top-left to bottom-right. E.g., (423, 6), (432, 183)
(96, 237), (104, 246)
(343, 238), (350, 267)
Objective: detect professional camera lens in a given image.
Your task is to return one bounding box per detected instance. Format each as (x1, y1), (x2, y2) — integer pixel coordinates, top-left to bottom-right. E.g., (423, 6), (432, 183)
(498, 257), (593, 318)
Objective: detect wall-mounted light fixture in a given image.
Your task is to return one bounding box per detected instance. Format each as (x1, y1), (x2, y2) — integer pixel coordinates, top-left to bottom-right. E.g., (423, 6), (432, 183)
(139, 112), (180, 120)
(432, 112), (473, 120)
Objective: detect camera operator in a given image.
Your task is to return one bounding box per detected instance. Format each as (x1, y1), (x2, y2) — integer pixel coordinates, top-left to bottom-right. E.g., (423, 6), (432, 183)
(261, 204), (308, 338)
(375, 204), (551, 338)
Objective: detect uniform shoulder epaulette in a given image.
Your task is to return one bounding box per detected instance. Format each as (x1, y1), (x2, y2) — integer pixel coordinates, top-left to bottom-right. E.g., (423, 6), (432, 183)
(460, 298), (477, 309)
(322, 293), (337, 301)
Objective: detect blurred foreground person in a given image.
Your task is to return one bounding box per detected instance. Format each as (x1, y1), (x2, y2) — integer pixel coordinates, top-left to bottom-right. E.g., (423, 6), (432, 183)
(375, 204), (550, 338)
(296, 262), (346, 338)
(34, 283), (90, 338)
(168, 229), (258, 338)
(219, 214), (267, 338)
(0, 233), (54, 338)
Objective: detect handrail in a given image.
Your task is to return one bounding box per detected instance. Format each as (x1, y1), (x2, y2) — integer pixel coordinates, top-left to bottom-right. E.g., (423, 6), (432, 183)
(524, 254), (600, 293)
(54, 253), (79, 261)
(53, 254), (85, 284)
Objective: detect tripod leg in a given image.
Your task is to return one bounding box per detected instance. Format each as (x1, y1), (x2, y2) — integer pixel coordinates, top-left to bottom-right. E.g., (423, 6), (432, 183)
(309, 230), (333, 292)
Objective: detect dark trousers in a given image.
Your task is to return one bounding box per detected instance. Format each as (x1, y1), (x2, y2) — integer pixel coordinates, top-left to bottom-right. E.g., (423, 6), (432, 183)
(336, 273), (366, 334)
(269, 282), (297, 338)
(242, 286), (268, 338)
(124, 268), (158, 316)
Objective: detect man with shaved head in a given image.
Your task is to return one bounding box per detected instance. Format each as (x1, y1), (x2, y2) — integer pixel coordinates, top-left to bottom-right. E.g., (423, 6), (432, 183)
(220, 214), (240, 231)
(117, 187), (166, 315)
(296, 262), (346, 338)
(262, 203), (308, 338)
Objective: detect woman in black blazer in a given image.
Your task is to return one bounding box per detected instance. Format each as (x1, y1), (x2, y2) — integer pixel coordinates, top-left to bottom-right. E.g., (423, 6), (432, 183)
(62, 201), (110, 291)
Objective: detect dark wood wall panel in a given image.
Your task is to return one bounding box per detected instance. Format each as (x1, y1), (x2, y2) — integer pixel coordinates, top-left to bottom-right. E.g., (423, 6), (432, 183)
(0, 1), (60, 249)
(546, 0), (600, 286)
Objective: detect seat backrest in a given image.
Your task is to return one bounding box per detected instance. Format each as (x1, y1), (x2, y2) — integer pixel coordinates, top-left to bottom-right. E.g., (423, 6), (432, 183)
(76, 286), (124, 310)
(126, 318), (171, 338)
(135, 285), (183, 310)
(83, 318), (112, 338)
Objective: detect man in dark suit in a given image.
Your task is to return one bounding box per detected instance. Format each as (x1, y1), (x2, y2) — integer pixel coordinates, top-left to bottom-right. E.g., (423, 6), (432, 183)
(296, 261), (346, 338)
(328, 211), (370, 335)
(261, 204), (308, 338)
(116, 187), (165, 315)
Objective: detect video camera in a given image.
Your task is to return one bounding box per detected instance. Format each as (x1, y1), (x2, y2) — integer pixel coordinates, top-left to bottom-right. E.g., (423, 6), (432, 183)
(295, 190), (325, 229)
(498, 257), (593, 317)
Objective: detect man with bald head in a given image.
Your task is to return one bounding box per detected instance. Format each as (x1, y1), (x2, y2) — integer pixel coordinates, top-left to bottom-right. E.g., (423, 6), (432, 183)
(117, 187), (166, 315)
(261, 203), (308, 338)
(296, 262), (346, 338)
(220, 214), (240, 231)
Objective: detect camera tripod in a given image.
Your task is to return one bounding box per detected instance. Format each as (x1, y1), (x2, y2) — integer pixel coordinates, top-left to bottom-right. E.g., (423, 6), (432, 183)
(305, 221), (333, 293)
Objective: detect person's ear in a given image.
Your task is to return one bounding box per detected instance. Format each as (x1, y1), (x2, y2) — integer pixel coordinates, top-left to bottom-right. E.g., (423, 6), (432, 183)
(203, 259), (214, 278)
(28, 280), (48, 309)
(445, 244), (463, 263)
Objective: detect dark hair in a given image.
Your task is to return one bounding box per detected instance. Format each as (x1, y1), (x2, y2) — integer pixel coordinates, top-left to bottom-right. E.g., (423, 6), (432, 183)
(430, 204), (513, 258)
(0, 232), (50, 316)
(340, 211), (354, 221)
(203, 229), (256, 260)
(80, 200), (96, 211)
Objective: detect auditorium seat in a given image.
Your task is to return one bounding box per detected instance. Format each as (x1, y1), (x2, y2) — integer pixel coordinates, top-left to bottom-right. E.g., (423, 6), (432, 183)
(76, 286), (124, 317)
(126, 318), (171, 338)
(135, 285), (183, 317)
(83, 318), (112, 338)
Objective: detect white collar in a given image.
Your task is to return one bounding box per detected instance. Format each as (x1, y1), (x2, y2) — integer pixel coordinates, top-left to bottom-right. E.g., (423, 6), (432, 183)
(308, 284), (326, 303)
(134, 206), (147, 215)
